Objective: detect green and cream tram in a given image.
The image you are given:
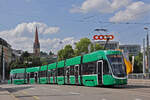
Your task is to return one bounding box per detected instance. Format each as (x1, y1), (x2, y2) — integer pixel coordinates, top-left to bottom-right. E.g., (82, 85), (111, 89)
(9, 50), (127, 86)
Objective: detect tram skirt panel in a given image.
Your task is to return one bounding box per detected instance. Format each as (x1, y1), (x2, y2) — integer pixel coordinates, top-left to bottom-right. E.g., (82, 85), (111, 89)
(82, 75), (98, 87)
(57, 76), (65, 85)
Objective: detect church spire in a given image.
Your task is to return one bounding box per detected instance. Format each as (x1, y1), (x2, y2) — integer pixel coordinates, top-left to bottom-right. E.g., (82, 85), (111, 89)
(33, 26), (40, 56)
(34, 26), (39, 44)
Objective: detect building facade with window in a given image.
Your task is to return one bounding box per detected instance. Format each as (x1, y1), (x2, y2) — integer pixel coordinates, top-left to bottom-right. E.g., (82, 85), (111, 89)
(119, 45), (141, 56)
(94, 41), (119, 50)
(93, 41), (141, 56)
(0, 37), (12, 79)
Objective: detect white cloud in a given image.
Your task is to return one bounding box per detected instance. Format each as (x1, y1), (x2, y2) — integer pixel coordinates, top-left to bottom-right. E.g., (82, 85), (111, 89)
(70, 0), (131, 13)
(71, 0), (150, 22)
(40, 37), (77, 54)
(111, 0), (131, 10)
(43, 27), (60, 34)
(0, 22), (77, 54)
(0, 22), (60, 38)
(110, 1), (150, 22)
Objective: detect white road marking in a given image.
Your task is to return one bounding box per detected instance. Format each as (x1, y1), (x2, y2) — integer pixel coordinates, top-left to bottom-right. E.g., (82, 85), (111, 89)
(135, 99), (142, 100)
(69, 92), (80, 95)
(51, 89), (60, 91)
(102, 99), (107, 100)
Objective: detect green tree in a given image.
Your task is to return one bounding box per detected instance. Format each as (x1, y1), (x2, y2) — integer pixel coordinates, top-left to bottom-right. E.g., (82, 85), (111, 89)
(57, 38), (105, 61)
(57, 49), (65, 61)
(40, 51), (48, 56)
(133, 53), (143, 73)
(9, 59), (25, 69)
(63, 45), (74, 59)
(49, 51), (54, 55)
(74, 38), (104, 56)
(20, 51), (30, 64)
(40, 57), (50, 65)
(10, 61), (18, 69)
(75, 38), (91, 56)
(42, 61), (48, 65)
(21, 51), (30, 58)
(94, 43), (104, 51)
(90, 43), (104, 52)
(32, 56), (42, 67)
(57, 45), (74, 61)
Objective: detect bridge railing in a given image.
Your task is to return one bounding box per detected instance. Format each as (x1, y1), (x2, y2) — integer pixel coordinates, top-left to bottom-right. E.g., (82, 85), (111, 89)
(128, 73), (150, 79)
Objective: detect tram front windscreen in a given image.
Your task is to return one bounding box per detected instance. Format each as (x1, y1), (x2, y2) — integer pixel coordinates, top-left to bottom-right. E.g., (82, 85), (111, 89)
(107, 55), (127, 77)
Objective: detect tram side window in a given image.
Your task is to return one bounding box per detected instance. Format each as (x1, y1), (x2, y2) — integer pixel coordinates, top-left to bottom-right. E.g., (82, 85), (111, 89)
(66, 67), (70, 75)
(103, 60), (110, 74)
(70, 66), (74, 75)
(48, 70), (52, 76)
(82, 62), (96, 75)
(52, 69), (56, 76)
(82, 63), (88, 75)
(30, 72), (34, 78)
(39, 71), (47, 77)
(16, 73), (25, 79)
(57, 68), (64, 76)
(13, 74), (17, 79)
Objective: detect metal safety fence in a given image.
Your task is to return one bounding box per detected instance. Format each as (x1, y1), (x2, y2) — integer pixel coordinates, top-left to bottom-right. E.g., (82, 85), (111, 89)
(128, 73), (150, 79)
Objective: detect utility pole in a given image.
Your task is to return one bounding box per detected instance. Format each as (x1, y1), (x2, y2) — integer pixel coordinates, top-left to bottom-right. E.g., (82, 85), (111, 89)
(143, 38), (146, 74)
(145, 27), (150, 73)
(147, 32), (150, 73)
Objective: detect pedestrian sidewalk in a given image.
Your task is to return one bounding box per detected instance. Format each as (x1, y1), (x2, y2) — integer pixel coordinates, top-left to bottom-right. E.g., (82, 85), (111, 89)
(128, 79), (150, 85)
(0, 86), (15, 100)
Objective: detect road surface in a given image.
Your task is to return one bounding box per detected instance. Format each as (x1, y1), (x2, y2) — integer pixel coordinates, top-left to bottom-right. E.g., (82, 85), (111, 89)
(0, 83), (150, 100)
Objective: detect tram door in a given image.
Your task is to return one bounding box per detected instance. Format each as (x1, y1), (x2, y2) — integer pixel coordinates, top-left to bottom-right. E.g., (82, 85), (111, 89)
(10, 75), (13, 84)
(53, 70), (55, 83)
(27, 73), (30, 84)
(66, 67), (70, 84)
(74, 65), (79, 84)
(34, 72), (38, 83)
(48, 70), (51, 83)
(97, 60), (103, 85)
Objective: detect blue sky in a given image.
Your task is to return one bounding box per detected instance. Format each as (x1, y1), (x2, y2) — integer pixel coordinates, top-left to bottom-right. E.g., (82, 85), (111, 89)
(0, 0), (150, 53)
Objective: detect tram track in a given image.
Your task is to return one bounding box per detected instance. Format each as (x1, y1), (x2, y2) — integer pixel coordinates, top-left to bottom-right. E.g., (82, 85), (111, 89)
(6, 87), (40, 100)
(11, 91), (40, 100)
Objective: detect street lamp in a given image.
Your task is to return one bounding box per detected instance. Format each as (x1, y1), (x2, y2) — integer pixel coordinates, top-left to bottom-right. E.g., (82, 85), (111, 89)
(143, 38), (146, 74)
